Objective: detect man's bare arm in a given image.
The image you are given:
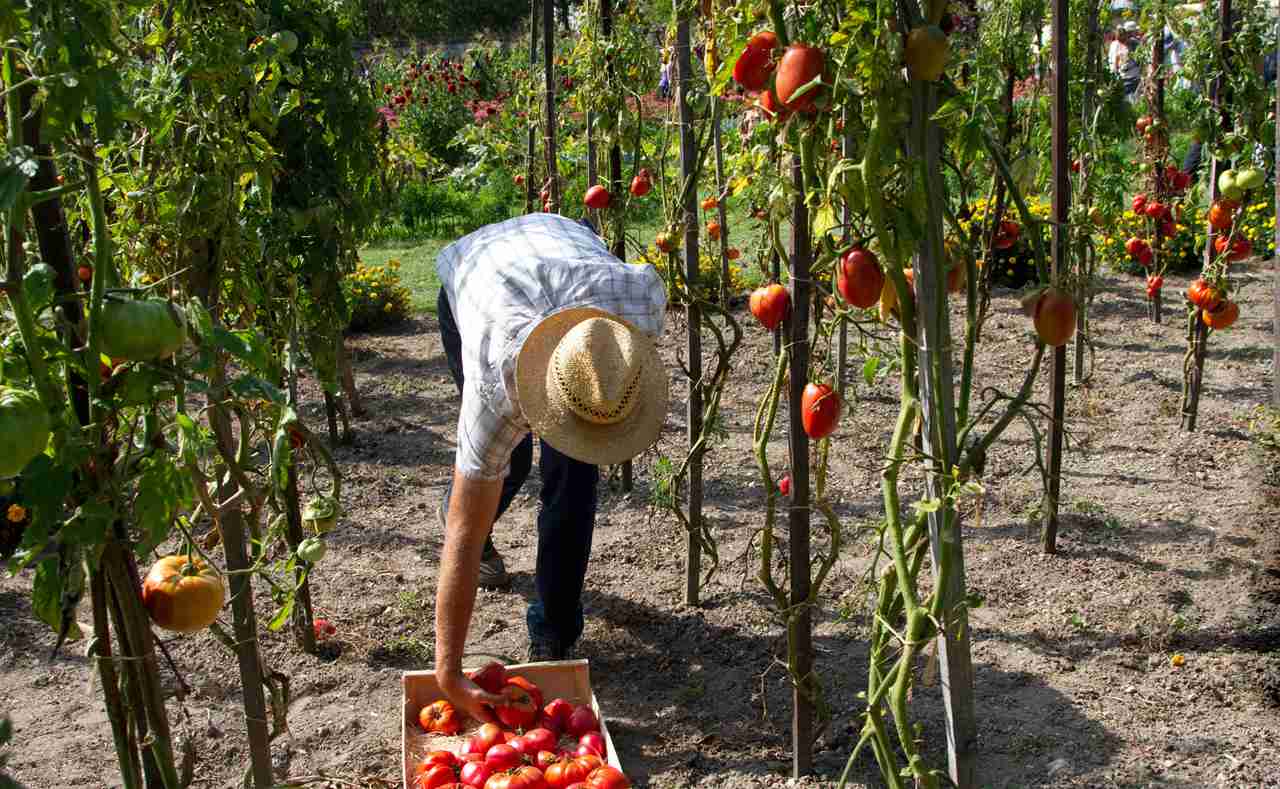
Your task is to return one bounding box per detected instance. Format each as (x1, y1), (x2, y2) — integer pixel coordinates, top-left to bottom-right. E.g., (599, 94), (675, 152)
(435, 468), (505, 722)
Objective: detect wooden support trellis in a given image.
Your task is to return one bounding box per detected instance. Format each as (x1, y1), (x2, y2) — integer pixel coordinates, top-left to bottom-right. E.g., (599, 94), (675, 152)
(675, 12), (704, 607)
(1041, 0), (1069, 555)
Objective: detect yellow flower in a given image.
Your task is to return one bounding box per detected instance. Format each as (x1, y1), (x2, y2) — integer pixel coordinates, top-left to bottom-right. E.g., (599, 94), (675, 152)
(6, 503), (26, 523)
(1170, 653), (1185, 668)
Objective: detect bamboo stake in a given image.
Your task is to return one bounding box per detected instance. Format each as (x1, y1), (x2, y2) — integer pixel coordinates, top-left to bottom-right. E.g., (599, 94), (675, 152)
(525, 0), (539, 214)
(543, 0), (560, 211)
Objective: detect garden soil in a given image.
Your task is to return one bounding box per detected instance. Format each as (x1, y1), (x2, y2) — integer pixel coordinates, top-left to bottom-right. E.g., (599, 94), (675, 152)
(3, 269), (1280, 788)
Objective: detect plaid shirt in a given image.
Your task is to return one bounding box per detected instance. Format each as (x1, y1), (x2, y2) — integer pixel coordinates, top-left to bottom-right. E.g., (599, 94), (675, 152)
(437, 213), (668, 480)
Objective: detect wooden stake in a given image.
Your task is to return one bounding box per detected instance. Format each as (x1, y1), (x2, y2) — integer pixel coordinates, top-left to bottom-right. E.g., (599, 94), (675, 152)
(525, 0), (538, 214)
(543, 0), (559, 211)
(1042, 0), (1070, 555)
(787, 152), (813, 778)
(675, 13), (703, 607)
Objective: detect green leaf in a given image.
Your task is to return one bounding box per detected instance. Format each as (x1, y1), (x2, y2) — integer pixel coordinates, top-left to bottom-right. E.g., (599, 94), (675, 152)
(31, 558), (64, 634)
(862, 356), (880, 387)
(931, 96), (969, 123)
(912, 498), (942, 515)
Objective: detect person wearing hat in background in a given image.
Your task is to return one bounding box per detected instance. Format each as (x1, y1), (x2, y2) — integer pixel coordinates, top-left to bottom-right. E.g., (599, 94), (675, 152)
(432, 212), (669, 721)
(1110, 21), (1143, 103)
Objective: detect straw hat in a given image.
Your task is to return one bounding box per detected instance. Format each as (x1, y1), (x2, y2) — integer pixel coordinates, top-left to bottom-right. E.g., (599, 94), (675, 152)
(516, 307), (668, 466)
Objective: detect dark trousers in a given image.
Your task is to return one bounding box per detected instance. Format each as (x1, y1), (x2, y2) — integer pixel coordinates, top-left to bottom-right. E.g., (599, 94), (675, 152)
(437, 288), (597, 651)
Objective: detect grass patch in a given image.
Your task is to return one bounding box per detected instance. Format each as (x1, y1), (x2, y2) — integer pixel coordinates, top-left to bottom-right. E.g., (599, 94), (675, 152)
(359, 238), (448, 314)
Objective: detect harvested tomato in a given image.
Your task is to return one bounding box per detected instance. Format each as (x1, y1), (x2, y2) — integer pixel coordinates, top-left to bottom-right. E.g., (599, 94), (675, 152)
(1203, 299), (1239, 329)
(460, 760), (492, 787)
(544, 754), (592, 789)
(485, 744), (522, 772)
(100, 298), (187, 361)
(418, 763), (461, 789)
(732, 31), (778, 91)
(0, 386), (50, 479)
(421, 751), (459, 771)
(542, 698), (574, 733)
(1032, 288), (1076, 346)
(749, 283), (789, 330)
(567, 705), (599, 737)
(905, 26), (949, 81)
(469, 661), (508, 694)
(584, 185), (610, 210)
(419, 699), (462, 735)
(584, 765), (631, 789)
(507, 676), (544, 710)
(836, 247), (884, 309)
(484, 765), (546, 789)
(142, 554), (225, 633)
(578, 732), (606, 757)
(523, 728), (557, 754)
(775, 43), (824, 113)
(800, 382), (840, 439)
(496, 678), (540, 729)
(629, 175), (650, 197)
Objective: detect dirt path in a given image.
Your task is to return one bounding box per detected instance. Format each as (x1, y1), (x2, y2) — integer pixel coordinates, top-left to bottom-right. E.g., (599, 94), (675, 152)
(2, 271), (1279, 788)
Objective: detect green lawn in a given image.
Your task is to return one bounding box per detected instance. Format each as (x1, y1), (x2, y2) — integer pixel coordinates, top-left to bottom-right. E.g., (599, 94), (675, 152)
(359, 238), (448, 314)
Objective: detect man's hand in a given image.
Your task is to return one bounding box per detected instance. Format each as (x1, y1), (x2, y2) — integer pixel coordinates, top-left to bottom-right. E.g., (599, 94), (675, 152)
(437, 667), (503, 725)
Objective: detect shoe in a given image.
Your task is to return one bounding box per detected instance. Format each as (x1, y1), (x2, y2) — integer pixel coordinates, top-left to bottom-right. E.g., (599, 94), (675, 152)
(439, 481), (511, 589)
(525, 638), (574, 663)
(477, 543), (511, 589)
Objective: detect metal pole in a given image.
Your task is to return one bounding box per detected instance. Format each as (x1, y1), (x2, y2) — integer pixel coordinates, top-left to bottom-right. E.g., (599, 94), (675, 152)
(675, 13), (703, 607)
(1042, 0), (1069, 554)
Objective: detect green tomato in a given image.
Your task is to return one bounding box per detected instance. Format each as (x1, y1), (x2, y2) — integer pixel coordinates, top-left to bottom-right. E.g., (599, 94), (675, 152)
(1235, 167), (1264, 191)
(273, 30), (299, 55)
(99, 299), (187, 361)
(302, 496), (340, 534)
(296, 536), (327, 563)
(0, 386), (50, 479)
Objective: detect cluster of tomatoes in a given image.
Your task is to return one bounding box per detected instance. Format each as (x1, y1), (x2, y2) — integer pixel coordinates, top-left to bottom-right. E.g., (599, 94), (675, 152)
(573, 167), (656, 215)
(1187, 278), (1239, 330)
(413, 663), (630, 789)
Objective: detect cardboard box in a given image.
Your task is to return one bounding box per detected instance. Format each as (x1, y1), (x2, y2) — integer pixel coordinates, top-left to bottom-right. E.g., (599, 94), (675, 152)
(402, 659), (621, 788)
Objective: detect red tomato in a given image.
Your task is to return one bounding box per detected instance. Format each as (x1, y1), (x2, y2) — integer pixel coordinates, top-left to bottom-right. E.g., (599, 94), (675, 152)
(417, 763), (461, 789)
(1124, 237), (1150, 259)
(701, 195), (719, 211)
(515, 174), (525, 187)
(749, 283), (789, 330)
(574, 743), (601, 758)
(541, 698), (573, 734)
(422, 751), (460, 769)
(468, 662), (507, 694)
(497, 682), (540, 730)
(774, 44), (825, 113)
(732, 31), (778, 91)
(1131, 194), (1148, 214)
(801, 383), (839, 439)
(460, 761), (492, 787)
(506, 677), (544, 711)
(77, 265), (93, 284)
(777, 474), (791, 497)
(419, 700), (461, 735)
(726, 247), (741, 260)
(584, 185), (611, 210)
(706, 220), (721, 240)
(1207, 200), (1236, 231)
(534, 751), (559, 771)
(1032, 288), (1076, 346)
(655, 232), (675, 253)
(1214, 234), (1251, 262)
(757, 88), (789, 121)
(1203, 299), (1239, 329)
(485, 765), (546, 789)
(578, 732), (606, 758)
(1144, 200), (1166, 219)
(836, 247), (884, 309)
(584, 765), (631, 789)
(567, 705), (599, 738)
(523, 728), (557, 754)
(485, 744), (522, 773)
(1187, 278), (1223, 311)
(571, 754), (603, 773)
(544, 756), (592, 789)
(629, 175), (650, 197)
